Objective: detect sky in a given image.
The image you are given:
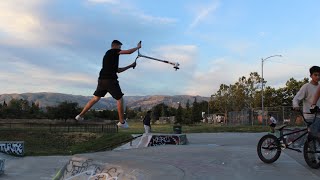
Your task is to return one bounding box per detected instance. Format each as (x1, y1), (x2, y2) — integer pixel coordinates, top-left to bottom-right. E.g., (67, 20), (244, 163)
(1, 0), (320, 97)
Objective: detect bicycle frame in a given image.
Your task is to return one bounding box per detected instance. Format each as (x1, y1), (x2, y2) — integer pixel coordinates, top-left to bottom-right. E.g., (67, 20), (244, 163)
(274, 109), (318, 152)
(277, 128), (308, 152)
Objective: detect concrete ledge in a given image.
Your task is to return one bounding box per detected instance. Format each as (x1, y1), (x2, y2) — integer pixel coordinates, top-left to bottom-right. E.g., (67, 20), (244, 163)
(0, 141), (24, 156)
(137, 133), (188, 148)
(0, 158), (4, 175)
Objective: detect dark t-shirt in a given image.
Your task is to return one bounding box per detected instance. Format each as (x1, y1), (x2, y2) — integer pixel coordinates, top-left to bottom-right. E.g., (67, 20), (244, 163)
(98, 49), (121, 79)
(143, 114), (151, 126)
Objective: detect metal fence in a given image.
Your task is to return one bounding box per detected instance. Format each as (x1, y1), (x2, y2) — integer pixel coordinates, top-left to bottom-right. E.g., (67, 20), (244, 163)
(226, 106), (304, 126)
(0, 122), (118, 133)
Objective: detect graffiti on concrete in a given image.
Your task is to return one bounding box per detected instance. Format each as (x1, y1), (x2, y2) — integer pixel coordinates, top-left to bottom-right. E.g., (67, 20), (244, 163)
(0, 159), (4, 174)
(54, 157), (137, 180)
(0, 141), (24, 156)
(148, 135), (180, 146)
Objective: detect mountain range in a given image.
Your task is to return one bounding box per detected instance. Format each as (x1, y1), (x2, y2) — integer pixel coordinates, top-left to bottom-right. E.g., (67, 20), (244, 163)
(0, 92), (210, 110)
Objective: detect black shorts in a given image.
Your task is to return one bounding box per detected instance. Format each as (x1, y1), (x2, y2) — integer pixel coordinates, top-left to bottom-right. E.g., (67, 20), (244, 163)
(93, 79), (124, 100)
(269, 123), (276, 128)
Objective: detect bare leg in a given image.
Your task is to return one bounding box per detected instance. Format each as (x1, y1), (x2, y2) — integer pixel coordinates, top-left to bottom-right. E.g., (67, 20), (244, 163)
(79, 96), (101, 116)
(117, 97), (124, 123)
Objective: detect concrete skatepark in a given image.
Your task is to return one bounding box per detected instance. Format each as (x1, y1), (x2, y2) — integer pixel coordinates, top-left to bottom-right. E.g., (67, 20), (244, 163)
(1, 133), (320, 180)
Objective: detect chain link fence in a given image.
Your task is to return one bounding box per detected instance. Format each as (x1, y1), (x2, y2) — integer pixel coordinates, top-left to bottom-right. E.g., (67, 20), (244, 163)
(226, 106), (304, 126)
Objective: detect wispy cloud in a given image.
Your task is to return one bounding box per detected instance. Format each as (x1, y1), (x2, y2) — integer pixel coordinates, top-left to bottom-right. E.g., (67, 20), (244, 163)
(185, 47), (320, 96)
(188, 1), (220, 29)
(0, 1), (73, 46)
(259, 31), (267, 37)
(0, 58), (96, 94)
(226, 40), (255, 55)
(134, 13), (177, 25)
(119, 44), (198, 95)
(89, 1), (177, 25)
(87, 0), (118, 4)
(184, 57), (258, 96)
(0, 1), (43, 43)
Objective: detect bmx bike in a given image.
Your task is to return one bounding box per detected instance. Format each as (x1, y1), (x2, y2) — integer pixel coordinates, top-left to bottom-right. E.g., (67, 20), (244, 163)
(257, 109), (320, 169)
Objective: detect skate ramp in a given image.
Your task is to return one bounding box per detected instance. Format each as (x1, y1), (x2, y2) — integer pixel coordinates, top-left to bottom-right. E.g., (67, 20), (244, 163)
(53, 156), (141, 180)
(137, 133), (188, 148)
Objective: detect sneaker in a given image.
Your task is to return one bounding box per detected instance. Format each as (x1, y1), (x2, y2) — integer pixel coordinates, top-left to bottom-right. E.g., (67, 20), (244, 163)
(117, 120), (129, 128)
(75, 115), (84, 121)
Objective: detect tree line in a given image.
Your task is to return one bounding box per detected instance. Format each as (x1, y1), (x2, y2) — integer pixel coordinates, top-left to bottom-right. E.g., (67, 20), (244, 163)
(0, 97), (208, 124)
(210, 72), (308, 116)
(0, 72), (309, 124)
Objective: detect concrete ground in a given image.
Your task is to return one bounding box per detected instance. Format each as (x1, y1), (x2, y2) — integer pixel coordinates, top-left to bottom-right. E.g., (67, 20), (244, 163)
(1, 133), (320, 180)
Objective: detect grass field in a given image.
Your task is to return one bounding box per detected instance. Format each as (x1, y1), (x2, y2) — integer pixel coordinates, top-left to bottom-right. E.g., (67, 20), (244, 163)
(119, 121), (270, 134)
(0, 121), (271, 156)
(0, 131), (133, 156)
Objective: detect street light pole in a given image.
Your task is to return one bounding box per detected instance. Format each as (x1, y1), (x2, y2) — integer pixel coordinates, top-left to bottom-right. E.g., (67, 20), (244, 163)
(261, 55), (282, 126)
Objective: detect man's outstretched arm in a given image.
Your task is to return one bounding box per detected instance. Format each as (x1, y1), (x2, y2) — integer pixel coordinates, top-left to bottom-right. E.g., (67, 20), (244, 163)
(118, 62), (136, 73)
(119, 41), (141, 54)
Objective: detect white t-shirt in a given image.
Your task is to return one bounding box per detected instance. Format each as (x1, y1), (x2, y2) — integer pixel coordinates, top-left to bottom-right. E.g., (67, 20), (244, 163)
(292, 83), (320, 119)
(270, 116), (277, 124)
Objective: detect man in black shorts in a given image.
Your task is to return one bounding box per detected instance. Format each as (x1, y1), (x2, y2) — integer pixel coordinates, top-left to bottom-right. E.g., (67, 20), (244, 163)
(75, 40), (141, 128)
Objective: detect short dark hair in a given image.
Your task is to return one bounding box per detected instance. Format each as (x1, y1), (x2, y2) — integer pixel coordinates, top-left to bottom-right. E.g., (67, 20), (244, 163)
(112, 40), (122, 46)
(309, 66), (320, 75)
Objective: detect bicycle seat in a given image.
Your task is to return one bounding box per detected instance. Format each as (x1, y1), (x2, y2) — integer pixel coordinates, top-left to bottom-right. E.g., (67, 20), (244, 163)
(275, 124), (287, 131)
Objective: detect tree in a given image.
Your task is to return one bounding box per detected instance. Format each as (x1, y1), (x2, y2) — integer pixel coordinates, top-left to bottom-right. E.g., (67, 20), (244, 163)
(198, 101), (209, 114)
(161, 105), (167, 117)
(46, 101), (79, 122)
(175, 103), (183, 124)
(280, 78), (309, 106)
(244, 72), (262, 109)
(183, 100), (192, 124)
(151, 103), (167, 120)
(191, 97), (202, 123)
(29, 101), (42, 118)
(167, 106), (176, 117)
(211, 72), (309, 113)
(125, 106), (137, 119)
(6, 99), (24, 118)
(212, 84), (231, 118)
(263, 86), (280, 108)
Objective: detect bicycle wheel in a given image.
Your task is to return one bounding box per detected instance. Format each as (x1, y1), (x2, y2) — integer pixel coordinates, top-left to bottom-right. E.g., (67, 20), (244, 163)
(303, 137), (320, 169)
(257, 134), (281, 163)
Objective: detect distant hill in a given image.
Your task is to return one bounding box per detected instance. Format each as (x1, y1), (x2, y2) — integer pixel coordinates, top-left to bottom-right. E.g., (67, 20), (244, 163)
(0, 92), (210, 110)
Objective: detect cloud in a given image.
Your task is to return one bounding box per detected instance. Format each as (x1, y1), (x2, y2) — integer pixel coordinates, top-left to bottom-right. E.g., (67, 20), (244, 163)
(0, 58), (96, 94)
(136, 45), (197, 72)
(0, 1), (73, 46)
(87, 0), (118, 4)
(184, 57), (258, 96)
(134, 13), (177, 25)
(118, 44), (198, 96)
(188, 1), (220, 29)
(184, 47), (320, 96)
(226, 41), (255, 55)
(261, 48), (320, 87)
(0, 1), (43, 43)
(259, 31), (266, 37)
(87, 1), (177, 26)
